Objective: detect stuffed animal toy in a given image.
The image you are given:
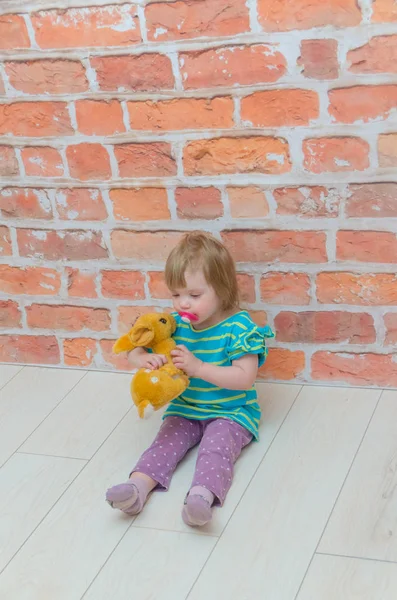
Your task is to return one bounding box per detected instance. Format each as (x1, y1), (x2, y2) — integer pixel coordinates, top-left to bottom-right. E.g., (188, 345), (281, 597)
(113, 312), (189, 418)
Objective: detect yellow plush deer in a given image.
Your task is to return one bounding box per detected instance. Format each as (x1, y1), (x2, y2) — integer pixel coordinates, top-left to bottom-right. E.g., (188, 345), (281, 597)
(113, 312), (189, 418)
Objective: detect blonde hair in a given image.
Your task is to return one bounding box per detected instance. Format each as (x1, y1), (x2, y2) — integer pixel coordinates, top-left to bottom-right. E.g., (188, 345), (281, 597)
(165, 231), (239, 310)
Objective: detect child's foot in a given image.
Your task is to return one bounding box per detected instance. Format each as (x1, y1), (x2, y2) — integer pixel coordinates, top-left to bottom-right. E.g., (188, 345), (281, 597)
(182, 486), (214, 527)
(106, 473), (155, 516)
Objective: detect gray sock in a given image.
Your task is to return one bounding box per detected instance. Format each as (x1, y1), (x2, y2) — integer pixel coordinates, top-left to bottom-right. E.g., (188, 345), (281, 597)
(182, 486), (214, 527)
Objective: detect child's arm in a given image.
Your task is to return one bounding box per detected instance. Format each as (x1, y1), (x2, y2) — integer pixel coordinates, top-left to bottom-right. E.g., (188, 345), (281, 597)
(128, 347), (167, 370)
(171, 346), (258, 391)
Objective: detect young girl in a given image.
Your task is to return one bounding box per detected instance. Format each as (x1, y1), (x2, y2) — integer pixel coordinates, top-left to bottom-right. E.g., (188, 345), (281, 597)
(106, 231), (274, 527)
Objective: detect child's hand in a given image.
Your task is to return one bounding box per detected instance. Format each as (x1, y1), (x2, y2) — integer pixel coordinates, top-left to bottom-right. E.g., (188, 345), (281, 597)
(137, 353), (167, 370)
(171, 345), (203, 377)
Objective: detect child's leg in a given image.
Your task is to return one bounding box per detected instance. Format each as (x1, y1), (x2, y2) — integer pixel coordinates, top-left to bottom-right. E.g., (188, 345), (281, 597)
(182, 418), (252, 527)
(106, 416), (201, 515)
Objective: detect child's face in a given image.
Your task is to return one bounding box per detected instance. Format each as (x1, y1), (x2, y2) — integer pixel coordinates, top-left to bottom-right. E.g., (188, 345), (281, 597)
(170, 269), (222, 330)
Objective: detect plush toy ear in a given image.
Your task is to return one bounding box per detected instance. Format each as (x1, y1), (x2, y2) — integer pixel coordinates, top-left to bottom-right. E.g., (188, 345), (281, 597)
(113, 334), (134, 354)
(129, 325), (154, 348)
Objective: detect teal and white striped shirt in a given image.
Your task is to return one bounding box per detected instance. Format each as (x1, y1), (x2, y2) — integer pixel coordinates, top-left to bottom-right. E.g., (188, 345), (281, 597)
(163, 311), (274, 440)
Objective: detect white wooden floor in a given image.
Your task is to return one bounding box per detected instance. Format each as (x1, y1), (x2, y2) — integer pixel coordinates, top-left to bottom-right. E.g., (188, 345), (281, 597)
(1, 365), (396, 600)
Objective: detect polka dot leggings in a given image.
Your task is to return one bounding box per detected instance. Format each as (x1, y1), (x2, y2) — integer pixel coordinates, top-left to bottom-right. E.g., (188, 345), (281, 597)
(131, 416), (253, 506)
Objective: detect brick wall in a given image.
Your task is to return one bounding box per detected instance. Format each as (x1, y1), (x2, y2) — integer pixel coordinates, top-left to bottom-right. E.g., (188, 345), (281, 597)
(1, 0), (397, 387)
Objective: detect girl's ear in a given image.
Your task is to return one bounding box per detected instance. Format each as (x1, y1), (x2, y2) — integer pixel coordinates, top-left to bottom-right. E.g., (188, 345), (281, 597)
(113, 334), (134, 354)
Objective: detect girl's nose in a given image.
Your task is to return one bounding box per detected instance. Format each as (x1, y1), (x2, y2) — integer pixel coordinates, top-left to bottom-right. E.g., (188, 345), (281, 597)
(180, 298), (190, 309)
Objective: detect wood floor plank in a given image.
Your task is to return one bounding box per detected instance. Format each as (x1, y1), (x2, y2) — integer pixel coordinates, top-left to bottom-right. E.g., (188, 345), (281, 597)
(0, 365), (23, 389)
(297, 554), (397, 600)
(133, 383), (301, 536)
(0, 453), (84, 572)
(0, 407), (171, 600)
(0, 367), (86, 467)
(186, 387), (380, 600)
(20, 372), (133, 459)
(319, 390), (397, 562)
(83, 528), (216, 600)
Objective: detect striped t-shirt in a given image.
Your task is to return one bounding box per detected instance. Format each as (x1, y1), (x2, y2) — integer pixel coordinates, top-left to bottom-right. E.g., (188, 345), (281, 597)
(163, 311), (274, 440)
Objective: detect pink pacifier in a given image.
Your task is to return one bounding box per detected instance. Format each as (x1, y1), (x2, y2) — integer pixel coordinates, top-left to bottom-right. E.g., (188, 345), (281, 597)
(178, 311), (199, 323)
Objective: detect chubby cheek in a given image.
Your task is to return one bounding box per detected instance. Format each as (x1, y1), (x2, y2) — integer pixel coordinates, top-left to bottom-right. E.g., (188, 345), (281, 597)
(173, 299), (182, 312)
(197, 299), (212, 317)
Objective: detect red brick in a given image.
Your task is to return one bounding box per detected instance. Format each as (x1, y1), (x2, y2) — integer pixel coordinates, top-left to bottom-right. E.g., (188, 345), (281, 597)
(0, 102), (72, 137)
(66, 268), (97, 299)
(372, 0), (397, 22)
(247, 310), (268, 327)
(101, 270), (145, 300)
(26, 304), (111, 332)
(175, 187), (224, 219)
(329, 86), (397, 123)
(241, 89), (319, 127)
(75, 100), (125, 136)
(298, 39), (339, 79)
(0, 147), (19, 177)
(64, 338), (97, 367)
(348, 36), (397, 74)
(146, 0), (249, 41)
(184, 137), (291, 176)
(0, 335), (60, 364)
(337, 231), (397, 263)
(275, 311), (375, 344)
(258, 348), (305, 380)
(258, 0), (361, 31)
(5, 60), (88, 94)
(21, 147), (64, 178)
(128, 97), (233, 131)
(0, 15), (30, 49)
(0, 227), (12, 256)
(0, 265), (61, 296)
(55, 188), (108, 221)
(112, 230), (183, 260)
(303, 137), (369, 173)
(0, 300), (20, 325)
(0, 300), (22, 328)
(385, 313), (397, 344)
(180, 44), (286, 89)
(99, 339), (128, 371)
(115, 143), (176, 178)
(260, 272), (311, 305)
(110, 188), (170, 221)
(100, 338), (132, 371)
(148, 272), (171, 300)
(237, 273), (256, 303)
(117, 305), (163, 334)
(316, 272), (397, 305)
(66, 144), (111, 181)
(346, 183), (397, 218)
(18, 229), (108, 261)
(384, 313), (397, 346)
(32, 5), (141, 49)
(91, 54), (173, 92)
(222, 230), (327, 263)
(274, 186), (340, 218)
(228, 187), (269, 218)
(0, 188), (52, 219)
(311, 351), (397, 387)
(378, 134), (397, 167)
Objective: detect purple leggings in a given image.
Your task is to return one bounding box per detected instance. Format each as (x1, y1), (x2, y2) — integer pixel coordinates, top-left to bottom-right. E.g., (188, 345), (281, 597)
(132, 416), (252, 505)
